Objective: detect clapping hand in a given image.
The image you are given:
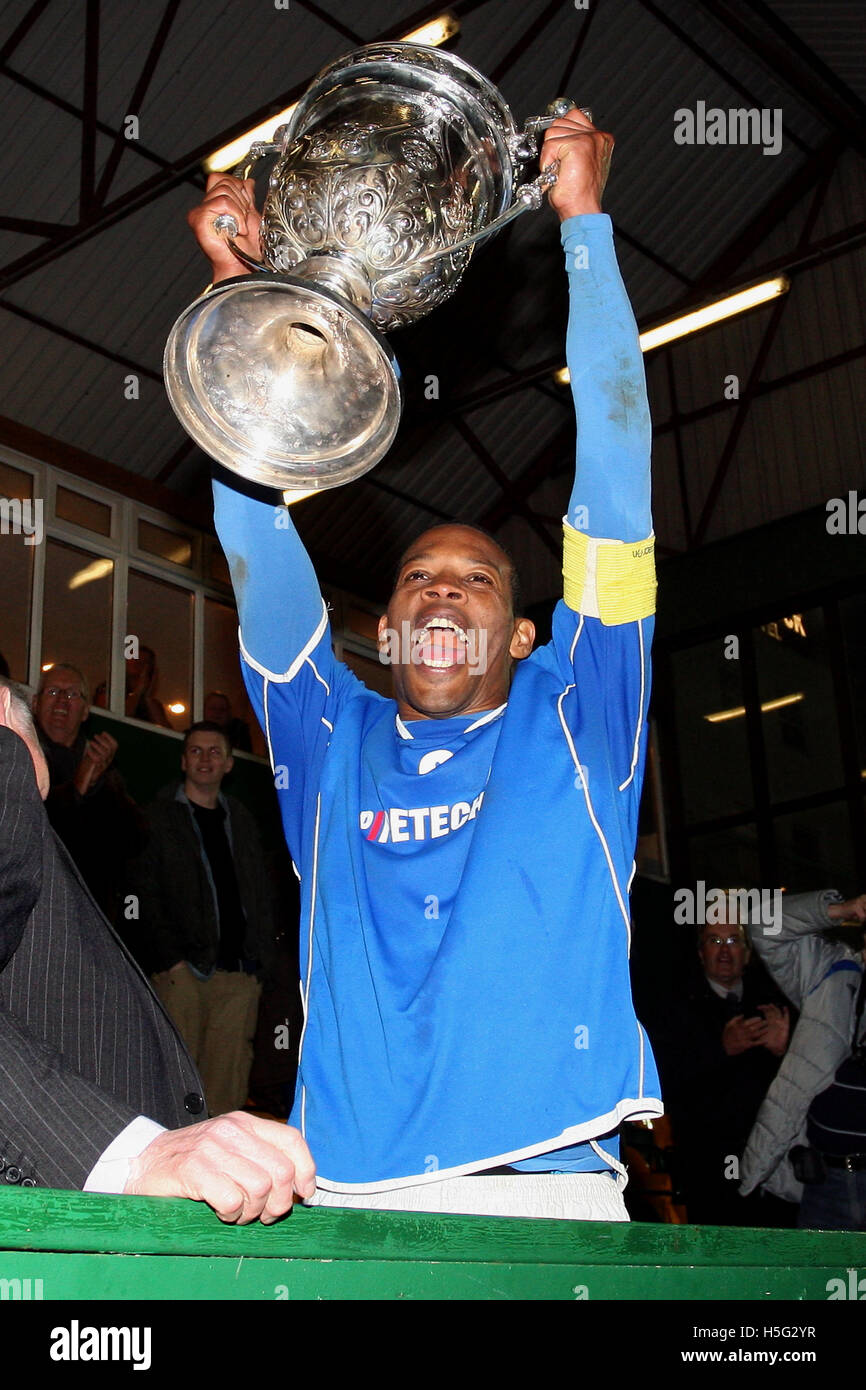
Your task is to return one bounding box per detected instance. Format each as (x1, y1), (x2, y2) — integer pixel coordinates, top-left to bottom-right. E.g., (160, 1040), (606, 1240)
(758, 1002), (790, 1057)
(722, 1014), (767, 1055)
(74, 731), (118, 796)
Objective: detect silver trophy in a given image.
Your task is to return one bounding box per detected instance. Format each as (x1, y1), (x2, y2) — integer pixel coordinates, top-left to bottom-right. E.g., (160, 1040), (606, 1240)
(164, 42), (576, 491)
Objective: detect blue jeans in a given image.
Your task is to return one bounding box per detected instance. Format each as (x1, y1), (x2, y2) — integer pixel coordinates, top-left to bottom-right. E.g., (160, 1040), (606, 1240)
(798, 1165), (866, 1232)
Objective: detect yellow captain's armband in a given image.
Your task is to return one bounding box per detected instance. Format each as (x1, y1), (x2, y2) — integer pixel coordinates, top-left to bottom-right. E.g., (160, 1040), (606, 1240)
(562, 525), (656, 624)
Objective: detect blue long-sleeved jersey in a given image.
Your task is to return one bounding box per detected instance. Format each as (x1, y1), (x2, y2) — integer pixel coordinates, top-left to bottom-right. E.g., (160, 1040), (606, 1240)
(213, 215), (662, 1189)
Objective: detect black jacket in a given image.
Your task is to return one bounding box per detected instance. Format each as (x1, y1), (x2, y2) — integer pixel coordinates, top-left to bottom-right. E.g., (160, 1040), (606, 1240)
(129, 787), (278, 979)
(38, 726), (147, 920)
(653, 964), (792, 1161)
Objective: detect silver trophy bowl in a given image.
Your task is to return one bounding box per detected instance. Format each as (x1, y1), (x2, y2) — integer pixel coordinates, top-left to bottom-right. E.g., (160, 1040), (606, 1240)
(164, 43), (574, 491)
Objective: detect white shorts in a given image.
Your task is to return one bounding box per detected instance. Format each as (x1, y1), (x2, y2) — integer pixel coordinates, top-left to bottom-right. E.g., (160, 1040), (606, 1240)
(306, 1171), (629, 1222)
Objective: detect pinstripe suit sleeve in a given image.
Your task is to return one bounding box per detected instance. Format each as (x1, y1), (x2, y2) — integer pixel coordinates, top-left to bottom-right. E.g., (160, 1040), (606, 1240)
(0, 731), (41, 971)
(0, 728), (141, 1188)
(0, 1009), (140, 1189)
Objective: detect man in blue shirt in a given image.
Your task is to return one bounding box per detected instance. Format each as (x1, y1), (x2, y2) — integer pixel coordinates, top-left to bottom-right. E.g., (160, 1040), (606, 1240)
(189, 109), (661, 1219)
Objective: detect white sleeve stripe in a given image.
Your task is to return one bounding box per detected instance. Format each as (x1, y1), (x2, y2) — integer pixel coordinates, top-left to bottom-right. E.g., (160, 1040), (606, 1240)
(238, 598), (329, 683)
(556, 616), (632, 953)
(298, 792), (322, 1140)
(618, 619), (646, 792)
(637, 1018), (645, 1095)
(304, 656), (332, 696)
(263, 679), (275, 773)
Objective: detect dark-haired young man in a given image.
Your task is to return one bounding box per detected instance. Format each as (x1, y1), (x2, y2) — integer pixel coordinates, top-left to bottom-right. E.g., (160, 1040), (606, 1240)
(191, 110), (661, 1218)
(131, 722), (277, 1115)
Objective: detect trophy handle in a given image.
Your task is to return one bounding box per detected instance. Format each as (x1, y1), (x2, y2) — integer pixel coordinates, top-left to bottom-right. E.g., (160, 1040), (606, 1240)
(211, 214), (267, 272)
(210, 128), (289, 273)
(510, 99), (591, 160)
(414, 100), (590, 268)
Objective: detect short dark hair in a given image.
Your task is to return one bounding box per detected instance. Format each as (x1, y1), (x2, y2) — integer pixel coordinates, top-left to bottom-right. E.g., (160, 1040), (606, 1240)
(182, 720), (232, 754)
(393, 523), (523, 616)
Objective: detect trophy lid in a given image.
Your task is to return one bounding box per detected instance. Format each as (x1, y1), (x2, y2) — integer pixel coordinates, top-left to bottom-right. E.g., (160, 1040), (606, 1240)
(164, 274), (402, 492)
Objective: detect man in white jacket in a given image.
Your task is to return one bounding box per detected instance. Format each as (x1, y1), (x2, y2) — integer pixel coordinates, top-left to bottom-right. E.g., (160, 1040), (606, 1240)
(740, 890), (866, 1230)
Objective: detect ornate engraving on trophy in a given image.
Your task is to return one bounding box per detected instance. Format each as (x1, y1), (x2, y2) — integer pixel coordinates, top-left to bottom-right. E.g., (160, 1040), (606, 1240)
(262, 119), (473, 329)
(164, 42), (570, 490)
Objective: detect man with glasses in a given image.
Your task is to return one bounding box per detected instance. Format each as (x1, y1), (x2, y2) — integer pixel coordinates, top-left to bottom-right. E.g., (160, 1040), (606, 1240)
(653, 911), (793, 1226)
(33, 663), (146, 919)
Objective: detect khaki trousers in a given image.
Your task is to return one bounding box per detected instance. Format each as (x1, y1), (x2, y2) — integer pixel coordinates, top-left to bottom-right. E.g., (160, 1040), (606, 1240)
(152, 966), (261, 1117)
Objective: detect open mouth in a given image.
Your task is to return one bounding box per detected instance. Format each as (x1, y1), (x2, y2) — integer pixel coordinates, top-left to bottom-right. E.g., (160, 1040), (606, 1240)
(412, 617), (469, 670)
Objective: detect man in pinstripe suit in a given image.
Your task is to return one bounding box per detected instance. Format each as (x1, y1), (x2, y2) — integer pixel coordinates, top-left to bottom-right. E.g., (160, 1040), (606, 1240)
(0, 678), (314, 1222)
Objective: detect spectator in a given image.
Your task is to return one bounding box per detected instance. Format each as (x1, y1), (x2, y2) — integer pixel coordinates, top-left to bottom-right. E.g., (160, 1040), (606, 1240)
(33, 663), (146, 919)
(740, 891), (866, 1231)
(203, 689), (252, 752)
(126, 645), (171, 727)
(129, 722), (278, 1116)
(652, 911), (794, 1225)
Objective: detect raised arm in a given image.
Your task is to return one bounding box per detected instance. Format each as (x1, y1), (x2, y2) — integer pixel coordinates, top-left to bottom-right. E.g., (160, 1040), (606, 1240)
(211, 477), (353, 867)
(186, 167), (370, 859)
(562, 215), (651, 543)
(187, 168), (328, 674)
(542, 113), (653, 628)
(544, 112), (651, 546)
(212, 477), (326, 678)
(751, 890), (864, 1011)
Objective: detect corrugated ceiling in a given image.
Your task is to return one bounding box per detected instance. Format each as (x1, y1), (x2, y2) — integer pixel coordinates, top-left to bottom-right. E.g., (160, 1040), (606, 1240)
(0, 0), (864, 606)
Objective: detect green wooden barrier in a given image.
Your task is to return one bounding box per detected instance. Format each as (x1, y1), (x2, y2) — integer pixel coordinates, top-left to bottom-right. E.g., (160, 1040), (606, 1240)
(0, 1187), (863, 1301)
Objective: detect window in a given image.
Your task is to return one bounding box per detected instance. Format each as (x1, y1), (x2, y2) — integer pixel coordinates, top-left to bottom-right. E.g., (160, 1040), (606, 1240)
(55, 485), (113, 537)
(1, 458), (407, 769)
(666, 592), (866, 893)
(208, 542), (231, 589)
(841, 593), (866, 772)
(0, 460), (37, 682)
(672, 639), (752, 823)
(137, 518), (194, 569)
(774, 803), (856, 894)
(688, 822), (761, 887)
(203, 596), (265, 755)
(41, 539), (113, 701)
(754, 609), (843, 801)
(126, 570), (194, 730)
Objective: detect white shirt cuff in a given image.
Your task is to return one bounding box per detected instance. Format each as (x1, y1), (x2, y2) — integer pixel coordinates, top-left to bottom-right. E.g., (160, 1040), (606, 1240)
(83, 1116), (167, 1194)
